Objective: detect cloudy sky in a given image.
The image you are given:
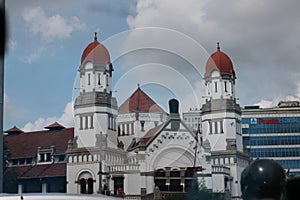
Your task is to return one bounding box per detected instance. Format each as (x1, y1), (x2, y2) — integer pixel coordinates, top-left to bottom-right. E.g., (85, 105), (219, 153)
(4, 0), (300, 131)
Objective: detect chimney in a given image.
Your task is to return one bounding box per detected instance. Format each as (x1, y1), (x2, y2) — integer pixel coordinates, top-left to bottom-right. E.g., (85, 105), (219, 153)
(169, 99), (180, 131)
(169, 99), (180, 118)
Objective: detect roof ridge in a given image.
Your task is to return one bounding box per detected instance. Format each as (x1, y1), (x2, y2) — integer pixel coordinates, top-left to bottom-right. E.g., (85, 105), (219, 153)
(118, 87), (165, 113)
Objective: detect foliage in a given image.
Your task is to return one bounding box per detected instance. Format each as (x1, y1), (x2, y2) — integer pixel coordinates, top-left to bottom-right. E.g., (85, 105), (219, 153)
(185, 174), (224, 200)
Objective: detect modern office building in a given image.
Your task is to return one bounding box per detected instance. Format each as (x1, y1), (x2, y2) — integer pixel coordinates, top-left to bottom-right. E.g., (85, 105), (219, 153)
(242, 101), (300, 175)
(182, 108), (201, 131)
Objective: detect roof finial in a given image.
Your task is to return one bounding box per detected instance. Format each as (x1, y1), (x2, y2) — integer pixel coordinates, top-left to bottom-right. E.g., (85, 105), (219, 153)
(94, 32), (97, 40)
(217, 42), (220, 50)
(138, 83), (140, 88)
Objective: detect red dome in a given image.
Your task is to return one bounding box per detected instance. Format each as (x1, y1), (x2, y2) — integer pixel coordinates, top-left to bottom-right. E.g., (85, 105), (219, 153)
(205, 43), (234, 78)
(81, 33), (110, 65)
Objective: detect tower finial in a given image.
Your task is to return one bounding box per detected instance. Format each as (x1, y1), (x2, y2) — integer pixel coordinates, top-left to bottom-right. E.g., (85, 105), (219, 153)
(138, 83), (140, 88)
(94, 32), (97, 40)
(217, 42), (220, 50)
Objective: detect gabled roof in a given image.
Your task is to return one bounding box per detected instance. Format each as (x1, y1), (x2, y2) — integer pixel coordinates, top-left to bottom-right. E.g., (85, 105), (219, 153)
(44, 122), (65, 131)
(5, 126), (24, 135)
(118, 86), (166, 113)
(4, 125), (74, 159)
(128, 117), (195, 151)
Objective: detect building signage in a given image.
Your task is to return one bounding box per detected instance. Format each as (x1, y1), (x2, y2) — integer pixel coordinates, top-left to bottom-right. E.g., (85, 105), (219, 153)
(250, 118), (257, 124)
(249, 117), (299, 125)
(258, 118), (279, 124)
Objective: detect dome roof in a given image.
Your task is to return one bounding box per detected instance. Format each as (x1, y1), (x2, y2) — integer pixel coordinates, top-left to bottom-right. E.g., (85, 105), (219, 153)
(81, 33), (110, 65)
(205, 43), (234, 78)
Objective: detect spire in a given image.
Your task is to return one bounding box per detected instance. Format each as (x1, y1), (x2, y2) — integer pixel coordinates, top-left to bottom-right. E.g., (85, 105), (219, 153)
(94, 32), (97, 40)
(217, 42), (220, 50)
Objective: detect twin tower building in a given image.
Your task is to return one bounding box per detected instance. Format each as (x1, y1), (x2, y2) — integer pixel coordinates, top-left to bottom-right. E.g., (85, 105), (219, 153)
(67, 34), (249, 199)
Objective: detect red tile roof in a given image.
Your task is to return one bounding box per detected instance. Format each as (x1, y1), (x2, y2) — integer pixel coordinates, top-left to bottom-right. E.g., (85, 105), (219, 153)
(6, 163), (66, 179)
(5, 126), (24, 135)
(44, 122), (65, 129)
(80, 34), (110, 65)
(129, 123), (164, 150)
(4, 127), (74, 159)
(118, 87), (165, 113)
(205, 43), (235, 78)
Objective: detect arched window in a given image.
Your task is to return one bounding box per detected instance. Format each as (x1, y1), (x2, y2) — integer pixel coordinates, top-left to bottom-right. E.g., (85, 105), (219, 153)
(80, 178), (86, 194)
(87, 178), (94, 194)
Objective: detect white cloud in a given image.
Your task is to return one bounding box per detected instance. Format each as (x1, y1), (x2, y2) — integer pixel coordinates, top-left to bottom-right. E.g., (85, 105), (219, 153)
(22, 6), (87, 42)
(255, 83), (300, 108)
(4, 93), (26, 121)
(22, 102), (74, 132)
(126, 0), (300, 107)
(20, 47), (44, 64)
(7, 39), (17, 52)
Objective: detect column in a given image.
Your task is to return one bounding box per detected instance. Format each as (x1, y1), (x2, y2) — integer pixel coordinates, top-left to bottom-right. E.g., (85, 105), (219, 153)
(18, 183), (23, 194)
(42, 182), (47, 193)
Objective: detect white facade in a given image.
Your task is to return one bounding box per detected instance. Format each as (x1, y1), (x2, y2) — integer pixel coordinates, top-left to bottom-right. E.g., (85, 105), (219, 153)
(66, 38), (249, 199)
(182, 108), (201, 131)
(201, 50), (249, 198)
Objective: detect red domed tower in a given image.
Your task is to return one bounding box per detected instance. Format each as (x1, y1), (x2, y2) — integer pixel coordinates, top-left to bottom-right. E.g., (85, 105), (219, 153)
(203, 42), (236, 100)
(74, 33), (118, 148)
(201, 43), (248, 199)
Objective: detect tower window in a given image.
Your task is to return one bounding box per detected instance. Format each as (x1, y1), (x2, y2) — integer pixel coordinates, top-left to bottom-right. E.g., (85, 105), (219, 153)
(88, 74), (91, 85)
(141, 121), (145, 132)
(80, 116), (83, 130)
(131, 123), (134, 135)
(225, 82), (227, 92)
(90, 115), (94, 129)
(85, 116), (88, 129)
(214, 122), (218, 134)
(214, 82), (217, 92)
(220, 121), (224, 133)
(106, 74), (109, 86)
(209, 121), (212, 135)
(98, 73), (101, 85)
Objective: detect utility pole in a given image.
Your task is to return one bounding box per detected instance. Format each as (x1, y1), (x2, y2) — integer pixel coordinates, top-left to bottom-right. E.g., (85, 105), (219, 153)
(0, 0), (5, 193)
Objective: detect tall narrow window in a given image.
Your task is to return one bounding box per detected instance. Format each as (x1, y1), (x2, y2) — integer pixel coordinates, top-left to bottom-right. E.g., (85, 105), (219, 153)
(126, 124), (130, 136)
(98, 73), (101, 85)
(220, 121), (224, 133)
(131, 123), (134, 135)
(80, 116), (83, 130)
(209, 121), (212, 134)
(214, 122), (218, 134)
(90, 115), (94, 129)
(88, 74), (91, 85)
(224, 82), (227, 92)
(122, 124), (125, 135)
(85, 116), (88, 129)
(141, 121), (145, 132)
(214, 82), (217, 92)
(106, 74), (109, 86)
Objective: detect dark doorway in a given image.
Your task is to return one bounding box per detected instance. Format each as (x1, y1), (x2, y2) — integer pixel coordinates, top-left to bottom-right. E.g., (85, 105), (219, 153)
(113, 177), (124, 196)
(80, 178), (86, 194)
(87, 178), (94, 194)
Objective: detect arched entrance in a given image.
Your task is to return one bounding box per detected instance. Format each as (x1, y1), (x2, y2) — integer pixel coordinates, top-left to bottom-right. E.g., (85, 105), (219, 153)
(77, 171), (94, 194)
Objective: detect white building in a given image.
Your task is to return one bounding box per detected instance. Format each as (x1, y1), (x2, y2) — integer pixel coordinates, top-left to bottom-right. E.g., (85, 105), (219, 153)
(66, 35), (249, 199)
(201, 43), (249, 199)
(182, 108), (201, 131)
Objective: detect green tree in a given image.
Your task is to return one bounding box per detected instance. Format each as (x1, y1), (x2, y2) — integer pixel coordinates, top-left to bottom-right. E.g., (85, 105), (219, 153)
(186, 174), (224, 200)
